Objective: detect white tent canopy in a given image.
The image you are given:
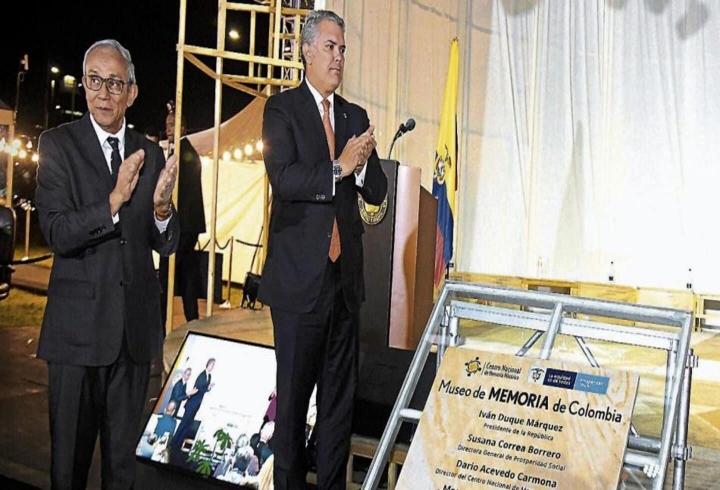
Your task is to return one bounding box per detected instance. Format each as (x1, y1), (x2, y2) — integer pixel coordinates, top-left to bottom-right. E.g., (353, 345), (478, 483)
(187, 96), (265, 158)
(167, 97), (266, 293)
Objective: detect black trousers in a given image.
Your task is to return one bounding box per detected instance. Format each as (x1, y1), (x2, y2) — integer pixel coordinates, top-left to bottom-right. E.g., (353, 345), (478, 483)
(47, 339), (151, 490)
(160, 233), (201, 323)
(271, 259), (359, 490)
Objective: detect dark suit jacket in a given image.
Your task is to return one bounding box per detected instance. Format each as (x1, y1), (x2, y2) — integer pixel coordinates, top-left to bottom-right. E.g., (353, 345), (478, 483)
(176, 137), (206, 235)
(259, 81), (388, 313)
(184, 370), (212, 415)
(154, 414), (178, 439)
(35, 113), (179, 366)
(170, 379), (189, 405)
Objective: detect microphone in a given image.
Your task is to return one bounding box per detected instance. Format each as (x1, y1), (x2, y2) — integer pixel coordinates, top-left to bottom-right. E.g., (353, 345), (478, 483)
(398, 118), (416, 135)
(388, 118), (416, 159)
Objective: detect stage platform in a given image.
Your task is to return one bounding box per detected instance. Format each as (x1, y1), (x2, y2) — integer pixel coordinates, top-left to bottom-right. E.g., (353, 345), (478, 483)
(164, 298), (720, 489)
(2, 289), (720, 489)
(162, 303), (274, 372)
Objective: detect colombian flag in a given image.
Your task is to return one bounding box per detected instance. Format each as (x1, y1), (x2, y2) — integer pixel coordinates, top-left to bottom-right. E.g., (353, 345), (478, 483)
(432, 39), (459, 287)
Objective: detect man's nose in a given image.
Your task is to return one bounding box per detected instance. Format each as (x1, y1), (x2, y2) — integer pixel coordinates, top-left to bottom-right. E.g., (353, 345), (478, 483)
(98, 84), (112, 98)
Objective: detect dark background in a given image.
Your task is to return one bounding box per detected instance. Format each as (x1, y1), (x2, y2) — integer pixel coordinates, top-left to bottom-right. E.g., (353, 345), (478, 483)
(0, 0), (269, 140)
(0, 0), (271, 245)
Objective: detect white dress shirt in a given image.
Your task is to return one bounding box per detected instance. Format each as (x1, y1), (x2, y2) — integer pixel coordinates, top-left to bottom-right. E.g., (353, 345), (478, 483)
(89, 114), (169, 232)
(305, 80), (368, 193)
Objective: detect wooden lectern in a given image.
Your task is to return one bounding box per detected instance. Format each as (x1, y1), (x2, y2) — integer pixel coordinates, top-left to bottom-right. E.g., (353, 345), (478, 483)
(359, 160), (437, 350)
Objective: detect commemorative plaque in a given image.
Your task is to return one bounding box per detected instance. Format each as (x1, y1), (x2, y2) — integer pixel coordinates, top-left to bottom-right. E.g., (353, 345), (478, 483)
(397, 348), (638, 490)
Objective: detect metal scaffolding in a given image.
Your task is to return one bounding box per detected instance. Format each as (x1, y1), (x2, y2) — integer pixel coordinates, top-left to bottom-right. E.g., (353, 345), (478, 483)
(166, 0), (312, 329)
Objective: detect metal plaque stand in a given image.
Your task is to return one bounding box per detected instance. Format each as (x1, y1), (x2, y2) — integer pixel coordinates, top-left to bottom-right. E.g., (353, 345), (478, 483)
(363, 281), (696, 490)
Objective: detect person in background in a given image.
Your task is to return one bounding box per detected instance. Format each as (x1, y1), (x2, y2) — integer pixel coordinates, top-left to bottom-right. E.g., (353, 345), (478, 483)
(137, 400), (179, 459)
(170, 357), (216, 451)
(159, 103), (206, 324)
(259, 9), (387, 489)
(35, 38), (179, 489)
(256, 454), (275, 490)
(144, 125), (160, 143)
(170, 366), (197, 410)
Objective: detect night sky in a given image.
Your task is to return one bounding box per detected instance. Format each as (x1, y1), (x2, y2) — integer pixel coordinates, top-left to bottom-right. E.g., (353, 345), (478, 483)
(0, 0), (265, 140)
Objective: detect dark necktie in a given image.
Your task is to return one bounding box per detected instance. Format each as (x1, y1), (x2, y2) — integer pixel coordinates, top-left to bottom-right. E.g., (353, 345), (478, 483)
(322, 99), (341, 262)
(107, 137), (122, 185)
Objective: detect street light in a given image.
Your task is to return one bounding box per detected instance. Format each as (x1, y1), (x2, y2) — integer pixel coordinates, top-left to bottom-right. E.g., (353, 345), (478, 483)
(61, 75), (79, 121)
(14, 55), (29, 124)
(6, 55), (28, 208)
(44, 64), (60, 130)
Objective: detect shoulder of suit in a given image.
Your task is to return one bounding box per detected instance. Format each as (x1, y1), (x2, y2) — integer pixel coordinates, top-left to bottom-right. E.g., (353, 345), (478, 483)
(337, 96), (367, 117)
(37, 118), (84, 153)
(268, 87), (297, 103)
(42, 117), (83, 139)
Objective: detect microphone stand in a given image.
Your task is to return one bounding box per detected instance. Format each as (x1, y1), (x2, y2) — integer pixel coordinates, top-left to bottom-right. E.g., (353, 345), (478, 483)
(387, 128), (403, 160)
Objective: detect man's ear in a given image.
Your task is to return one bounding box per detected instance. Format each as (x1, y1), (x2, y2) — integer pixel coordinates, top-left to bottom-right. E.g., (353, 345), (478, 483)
(127, 83), (139, 108)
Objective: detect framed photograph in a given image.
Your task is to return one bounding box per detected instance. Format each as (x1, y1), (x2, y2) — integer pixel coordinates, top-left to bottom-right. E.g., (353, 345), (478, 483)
(136, 331), (316, 488)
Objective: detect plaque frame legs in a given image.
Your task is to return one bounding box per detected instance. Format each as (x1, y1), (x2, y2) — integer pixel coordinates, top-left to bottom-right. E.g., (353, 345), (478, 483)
(363, 281), (695, 490)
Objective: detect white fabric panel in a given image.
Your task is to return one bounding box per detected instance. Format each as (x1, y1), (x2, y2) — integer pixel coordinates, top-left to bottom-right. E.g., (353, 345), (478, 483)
(197, 159), (266, 285)
(328, 0), (720, 291)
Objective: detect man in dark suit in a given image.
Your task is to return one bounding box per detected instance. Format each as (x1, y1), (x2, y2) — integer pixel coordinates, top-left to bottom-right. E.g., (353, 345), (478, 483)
(160, 108), (206, 323)
(170, 366), (197, 409)
(35, 39), (179, 489)
(259, 10), (388, 489)
(170, 357), (216, 452)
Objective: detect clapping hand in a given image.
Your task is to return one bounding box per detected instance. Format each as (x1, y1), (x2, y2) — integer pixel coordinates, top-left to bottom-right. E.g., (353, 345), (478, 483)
(354, 125), (376, 174)
(153, 154), (177, 217)
(109, 149), (145, 215)
(338, 125), (377, 178)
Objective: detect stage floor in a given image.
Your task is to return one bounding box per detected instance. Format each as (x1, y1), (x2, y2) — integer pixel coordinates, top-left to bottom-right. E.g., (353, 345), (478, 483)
(2, 297), (715, 489)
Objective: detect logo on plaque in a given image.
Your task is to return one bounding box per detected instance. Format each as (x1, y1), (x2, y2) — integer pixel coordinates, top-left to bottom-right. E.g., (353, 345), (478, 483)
(465, 357), (483, 377)
(528, 366), (546, 384)
(358, 195), (388, 226)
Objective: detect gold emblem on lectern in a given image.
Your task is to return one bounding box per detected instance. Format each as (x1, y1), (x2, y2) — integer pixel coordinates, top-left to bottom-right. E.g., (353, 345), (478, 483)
(358, 195), (388, 226)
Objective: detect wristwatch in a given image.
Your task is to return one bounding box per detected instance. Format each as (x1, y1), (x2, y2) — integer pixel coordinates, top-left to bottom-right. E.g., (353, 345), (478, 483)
(154, 204), (173, 221)
(332, 159), (343, 183)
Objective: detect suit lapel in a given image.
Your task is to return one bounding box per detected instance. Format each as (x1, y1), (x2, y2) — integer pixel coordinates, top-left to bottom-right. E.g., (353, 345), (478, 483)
(124, 128), (142, 160)
(298, 81), (329, 157)
(333, 96), (348, 156)
(74, 114), (114, 187)
(122, 129), (146, 212)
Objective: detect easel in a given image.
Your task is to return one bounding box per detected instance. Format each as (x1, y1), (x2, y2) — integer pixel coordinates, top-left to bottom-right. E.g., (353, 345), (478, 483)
(363, 281), (695, 490)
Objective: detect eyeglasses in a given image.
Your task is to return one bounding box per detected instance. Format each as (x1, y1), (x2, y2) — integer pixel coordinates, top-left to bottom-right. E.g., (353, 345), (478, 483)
(83, 75), (130, 95)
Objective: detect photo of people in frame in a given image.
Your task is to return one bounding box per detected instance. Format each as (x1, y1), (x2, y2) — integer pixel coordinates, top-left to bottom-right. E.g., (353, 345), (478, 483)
(136, 332), (316, 488)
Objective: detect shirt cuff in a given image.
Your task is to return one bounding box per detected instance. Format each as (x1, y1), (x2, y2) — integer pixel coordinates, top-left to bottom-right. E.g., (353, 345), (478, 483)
(354, 161), (368, 187)
(155, 214), (170, 233)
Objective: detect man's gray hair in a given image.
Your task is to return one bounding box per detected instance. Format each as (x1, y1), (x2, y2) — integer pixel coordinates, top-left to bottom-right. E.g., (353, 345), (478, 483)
(83, 39), (136, 85)
(300, 10), (345, 64)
